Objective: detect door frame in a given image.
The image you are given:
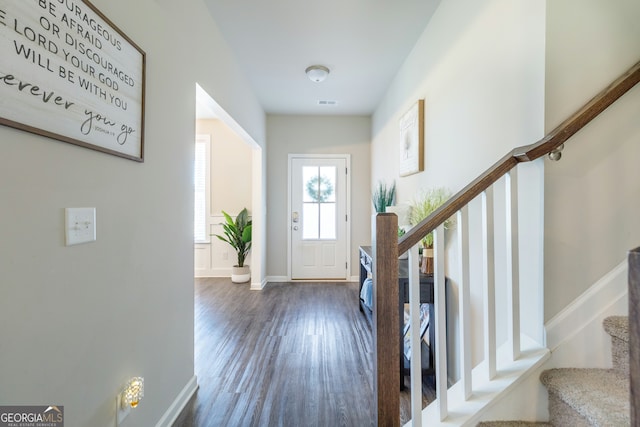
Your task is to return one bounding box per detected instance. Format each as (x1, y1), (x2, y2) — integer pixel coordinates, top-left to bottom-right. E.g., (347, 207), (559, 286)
(287, 153), (351, 281)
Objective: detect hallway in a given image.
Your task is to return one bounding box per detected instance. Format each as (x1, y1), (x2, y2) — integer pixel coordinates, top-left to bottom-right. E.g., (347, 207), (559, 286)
(174, 278), (376, 426)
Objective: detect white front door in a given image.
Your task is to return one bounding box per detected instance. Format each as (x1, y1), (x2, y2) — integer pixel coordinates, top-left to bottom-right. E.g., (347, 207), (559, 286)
(289, 155), (349, 280)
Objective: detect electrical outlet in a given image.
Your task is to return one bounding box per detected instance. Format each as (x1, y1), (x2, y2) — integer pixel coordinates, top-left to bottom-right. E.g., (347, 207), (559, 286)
(65, 208), (96, 246)
(116, 394), (130, 425)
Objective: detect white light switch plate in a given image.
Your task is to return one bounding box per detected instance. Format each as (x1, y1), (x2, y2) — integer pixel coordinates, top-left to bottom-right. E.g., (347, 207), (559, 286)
(65, 208), (96, 246)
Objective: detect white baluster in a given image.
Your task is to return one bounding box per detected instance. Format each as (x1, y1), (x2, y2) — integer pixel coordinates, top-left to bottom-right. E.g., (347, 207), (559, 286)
(482, 187), (496, 379)
(506, 167), (521, 361)
(408, 244), (422, 426)
(434, 224), (448, 421)
(457, 207), (472, 399)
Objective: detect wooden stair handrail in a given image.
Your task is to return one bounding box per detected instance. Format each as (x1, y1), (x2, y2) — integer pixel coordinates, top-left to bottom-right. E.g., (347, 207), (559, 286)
(399, 60), (640, 255)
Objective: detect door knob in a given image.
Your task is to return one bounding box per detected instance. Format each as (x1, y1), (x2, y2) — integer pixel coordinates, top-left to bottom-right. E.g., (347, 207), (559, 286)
(293, 225), (299, 231)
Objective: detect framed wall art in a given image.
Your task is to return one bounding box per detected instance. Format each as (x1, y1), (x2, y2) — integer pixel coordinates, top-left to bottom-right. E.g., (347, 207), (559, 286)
(0, 0), (146, 161)
(399, 99), (424, 177)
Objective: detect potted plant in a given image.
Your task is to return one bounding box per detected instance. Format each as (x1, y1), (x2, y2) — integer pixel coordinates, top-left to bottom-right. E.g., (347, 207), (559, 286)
(213, 208), (252, 283)
(398, 226), (408, 259)
(408, 188), (453, 274)
(372, 180), (396, 213)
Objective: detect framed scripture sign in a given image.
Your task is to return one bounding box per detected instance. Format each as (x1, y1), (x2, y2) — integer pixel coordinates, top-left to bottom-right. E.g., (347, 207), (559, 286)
(399, 99), (424, 177)
(0, 0), (146, 161)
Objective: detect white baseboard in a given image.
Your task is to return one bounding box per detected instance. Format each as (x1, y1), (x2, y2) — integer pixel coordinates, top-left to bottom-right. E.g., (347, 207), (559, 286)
(250, 278), (267, 290)
(265, 276), (358, 283)
(194, 268), (231, 278)
(155, 375), (198, 427)
(265, 275), (288, 283)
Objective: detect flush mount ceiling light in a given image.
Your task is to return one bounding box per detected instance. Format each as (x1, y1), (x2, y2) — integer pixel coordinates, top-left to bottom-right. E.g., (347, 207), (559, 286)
(305, 65), (330, 83)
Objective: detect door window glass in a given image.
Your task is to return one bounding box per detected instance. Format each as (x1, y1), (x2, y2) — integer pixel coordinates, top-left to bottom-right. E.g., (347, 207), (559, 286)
(302, 166), (336, 240)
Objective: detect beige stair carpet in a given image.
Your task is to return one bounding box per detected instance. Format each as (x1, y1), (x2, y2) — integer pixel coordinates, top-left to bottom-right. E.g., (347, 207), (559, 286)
(540, 368), (629, 426)
(603, 315), (629, 376)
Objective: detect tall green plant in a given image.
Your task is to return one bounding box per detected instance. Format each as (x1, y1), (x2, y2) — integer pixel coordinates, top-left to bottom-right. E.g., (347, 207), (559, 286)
(372, 180), (396, 213)
(408, 188), (453, 248)
(213, 208), (252, 267)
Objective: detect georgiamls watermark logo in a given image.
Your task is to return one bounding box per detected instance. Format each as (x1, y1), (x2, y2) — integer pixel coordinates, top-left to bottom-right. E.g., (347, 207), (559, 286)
(0, 405), (64, 427)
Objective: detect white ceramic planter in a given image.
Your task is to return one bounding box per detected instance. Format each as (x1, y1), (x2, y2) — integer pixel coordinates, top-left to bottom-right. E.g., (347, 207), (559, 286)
(231, 265), (251, 283)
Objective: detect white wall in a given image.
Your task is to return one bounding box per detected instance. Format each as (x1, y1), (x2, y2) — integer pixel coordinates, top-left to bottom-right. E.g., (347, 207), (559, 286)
(544, 0), (640, 320)
(463, 1), (640, 422)
(0, 1), (265, 426)
(266, 115), (371, 279)
(371, 0), (546, 379)
(372, 0), (545, 191)
(201, 119), (253, 216)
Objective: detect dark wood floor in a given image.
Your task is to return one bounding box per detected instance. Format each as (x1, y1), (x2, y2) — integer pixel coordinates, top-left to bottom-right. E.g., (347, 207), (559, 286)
(173, 278), (434, 427)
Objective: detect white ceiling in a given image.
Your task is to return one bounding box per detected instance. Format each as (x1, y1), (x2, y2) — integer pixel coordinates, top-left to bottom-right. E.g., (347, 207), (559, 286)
(201, 0), (441, 116)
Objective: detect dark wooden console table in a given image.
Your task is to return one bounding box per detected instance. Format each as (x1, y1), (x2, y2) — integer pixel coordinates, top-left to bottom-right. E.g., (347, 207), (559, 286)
(358, 246), (442, 389)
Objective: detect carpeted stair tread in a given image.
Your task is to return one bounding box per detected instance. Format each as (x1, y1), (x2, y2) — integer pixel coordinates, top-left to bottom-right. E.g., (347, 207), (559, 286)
(477, 422), (552, 426)
(603, 316), (629, 342)
(603, 315), (630, 375)
(540, 368), (629, 426)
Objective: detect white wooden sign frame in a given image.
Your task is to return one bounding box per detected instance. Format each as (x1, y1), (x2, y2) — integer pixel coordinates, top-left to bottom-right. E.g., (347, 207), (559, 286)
(0, 0), (146, 161)
(399, 99), (424, 177)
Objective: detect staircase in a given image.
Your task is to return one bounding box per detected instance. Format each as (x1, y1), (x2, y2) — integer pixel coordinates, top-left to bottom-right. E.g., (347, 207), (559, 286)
(479, 316), (630, 426)
(371, 61), (640, 426)
(540, 316), (630, 426)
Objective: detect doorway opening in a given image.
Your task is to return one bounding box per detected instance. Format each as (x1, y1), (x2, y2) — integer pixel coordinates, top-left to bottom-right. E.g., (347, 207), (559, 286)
(194, 83), (263, 289)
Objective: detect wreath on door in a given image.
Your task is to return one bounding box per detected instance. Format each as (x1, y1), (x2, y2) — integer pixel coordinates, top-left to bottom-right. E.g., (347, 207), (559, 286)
(306, 175), (334, 202)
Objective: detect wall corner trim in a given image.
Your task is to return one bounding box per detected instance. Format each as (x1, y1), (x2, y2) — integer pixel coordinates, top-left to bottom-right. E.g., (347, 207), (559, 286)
(250, 278), (267, 290)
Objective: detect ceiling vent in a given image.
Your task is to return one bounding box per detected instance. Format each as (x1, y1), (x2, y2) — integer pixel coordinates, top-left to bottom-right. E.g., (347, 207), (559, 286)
(317, 100), (338, 106)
